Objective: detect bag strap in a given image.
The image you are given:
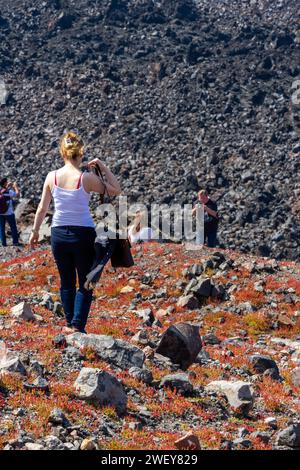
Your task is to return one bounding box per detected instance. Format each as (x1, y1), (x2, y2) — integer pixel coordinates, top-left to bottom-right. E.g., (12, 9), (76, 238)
(93, 165), (112, 204)
(93, 164), (124, 238)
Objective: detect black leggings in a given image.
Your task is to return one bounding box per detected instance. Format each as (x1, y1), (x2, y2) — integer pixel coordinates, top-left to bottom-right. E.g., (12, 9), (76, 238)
(51, 225), (96, 331)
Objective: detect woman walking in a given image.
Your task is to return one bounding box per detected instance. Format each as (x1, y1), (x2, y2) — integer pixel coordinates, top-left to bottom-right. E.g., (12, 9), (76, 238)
(29, 132), (121, 333)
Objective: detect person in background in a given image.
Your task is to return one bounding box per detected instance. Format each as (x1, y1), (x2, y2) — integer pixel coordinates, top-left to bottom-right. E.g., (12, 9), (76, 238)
(128, 210), (153, 244)
(29, 131), (121, 334)
(192, 189), (219, 247)
(0, 178), (20, 247)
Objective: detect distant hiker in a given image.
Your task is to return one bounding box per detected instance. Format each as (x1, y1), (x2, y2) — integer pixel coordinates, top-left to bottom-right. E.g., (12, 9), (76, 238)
(128, 210), (153, 244)
(0, 178), (20, 247)
(29, 131), (121, 334)
(192, 189), (219, 247)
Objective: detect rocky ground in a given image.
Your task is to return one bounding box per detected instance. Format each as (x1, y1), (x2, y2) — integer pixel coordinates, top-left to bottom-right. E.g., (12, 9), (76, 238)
(1, 0), (300, 260)
(0, 241), (300, 450)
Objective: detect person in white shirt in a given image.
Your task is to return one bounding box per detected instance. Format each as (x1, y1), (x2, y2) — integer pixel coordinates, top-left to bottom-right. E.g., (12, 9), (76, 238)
(128, 210), (153, 244)
(0, 178), (20, 247)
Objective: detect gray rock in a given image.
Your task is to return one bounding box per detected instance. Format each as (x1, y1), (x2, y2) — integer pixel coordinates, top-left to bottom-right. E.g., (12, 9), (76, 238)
(205, 380), (254, 414)
(128, 367), (153, 385)
(43, 435), (65, 450)
(131, 330), (149, 346)
(66, 333), (145, 369)
(39, 294), (54, 311)
(74, 368), (127, 414)
(11, 302), (34, 321)
(24, 377), (49, 392)
(63, 347), (85, 361)
(0, 0), (300, 263)
(184, 278), (198, 294)
(53, 302), (64, 317)
(203, 333), (221, 345)
(159, 373), (194, 395)
(265, 417), (278, 429)
(194, 350), (211, 364)
(237, 427), (250, 438)
(233, 438), (253, 449)
(0, 353), (26, 375)
(176, 294), (199, 310)
(190, 264), (203, 276)
(136, 308), (155, 326)
(48, 409), (70, 427)
(25, 443), (45, 450)
(275, 425), (300, 448)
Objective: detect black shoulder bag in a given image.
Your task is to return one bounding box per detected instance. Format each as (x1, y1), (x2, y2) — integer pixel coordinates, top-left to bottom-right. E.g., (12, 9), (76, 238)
(94, 164), (134, 269)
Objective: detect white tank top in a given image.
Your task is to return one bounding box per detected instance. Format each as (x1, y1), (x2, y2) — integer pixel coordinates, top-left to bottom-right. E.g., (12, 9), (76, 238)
(51, 171), (95, 228)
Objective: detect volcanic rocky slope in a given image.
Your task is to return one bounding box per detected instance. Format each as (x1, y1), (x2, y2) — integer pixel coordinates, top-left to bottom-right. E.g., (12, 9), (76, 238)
(0, 0), (300, 259)
(1, 242), (300, 450)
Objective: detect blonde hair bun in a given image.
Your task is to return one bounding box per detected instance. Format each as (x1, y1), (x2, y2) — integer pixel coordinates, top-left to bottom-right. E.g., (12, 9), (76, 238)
(60, 131), (84, 160)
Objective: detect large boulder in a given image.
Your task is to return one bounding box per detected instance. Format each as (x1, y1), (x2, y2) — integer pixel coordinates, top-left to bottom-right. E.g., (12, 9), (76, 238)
(156, 322), (202, 370)
(205, 380), (254, 414)
(74, 368), (127, 414)
(66, 333), (145, 369)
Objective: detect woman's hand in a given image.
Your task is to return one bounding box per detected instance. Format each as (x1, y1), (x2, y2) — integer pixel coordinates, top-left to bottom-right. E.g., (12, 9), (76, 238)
(29, 231), (39, 249)
(87, 158), (106, 172)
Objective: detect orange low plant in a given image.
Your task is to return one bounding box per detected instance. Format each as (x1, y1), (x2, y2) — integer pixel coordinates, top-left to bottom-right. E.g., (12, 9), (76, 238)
(258, 377), (291, 413)
(234, 285), (266, 306)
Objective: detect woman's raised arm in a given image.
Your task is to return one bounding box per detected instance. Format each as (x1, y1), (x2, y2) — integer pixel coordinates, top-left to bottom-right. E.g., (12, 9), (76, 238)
(86, 159), (121, 197)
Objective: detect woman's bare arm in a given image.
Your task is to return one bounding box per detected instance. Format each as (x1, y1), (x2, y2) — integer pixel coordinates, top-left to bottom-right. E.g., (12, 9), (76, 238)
(86, 159), (121, 197)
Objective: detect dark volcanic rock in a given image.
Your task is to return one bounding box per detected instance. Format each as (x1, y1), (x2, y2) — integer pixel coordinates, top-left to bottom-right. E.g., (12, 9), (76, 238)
(156, 322), (202, 370)
(250, 355), (279, 375)
(159, 373), (194, 396)
(0, 0), (299, 260)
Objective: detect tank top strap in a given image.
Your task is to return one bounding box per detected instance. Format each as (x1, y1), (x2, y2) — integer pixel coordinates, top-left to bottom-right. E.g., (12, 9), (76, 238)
(54, 171), (57, 186)
(76, 172), (83, 189)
